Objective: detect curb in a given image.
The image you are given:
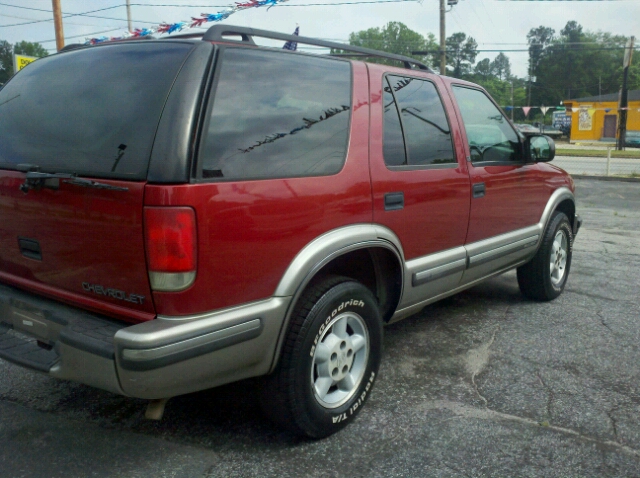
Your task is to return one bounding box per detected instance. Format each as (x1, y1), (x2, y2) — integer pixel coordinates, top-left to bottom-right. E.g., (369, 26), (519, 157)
(571, 174), (640, 183)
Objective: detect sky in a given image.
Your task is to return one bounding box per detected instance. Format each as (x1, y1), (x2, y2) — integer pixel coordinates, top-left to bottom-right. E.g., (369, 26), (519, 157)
(0, 0), (638, 79)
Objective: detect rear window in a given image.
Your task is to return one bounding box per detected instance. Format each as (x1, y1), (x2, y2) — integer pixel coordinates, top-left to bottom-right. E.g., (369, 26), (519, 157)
(0, 42), (193, 180)
(199, 48), (352, 181)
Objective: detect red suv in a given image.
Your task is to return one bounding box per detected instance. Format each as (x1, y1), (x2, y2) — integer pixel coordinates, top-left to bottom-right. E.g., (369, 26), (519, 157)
(0, 25), (580, 438)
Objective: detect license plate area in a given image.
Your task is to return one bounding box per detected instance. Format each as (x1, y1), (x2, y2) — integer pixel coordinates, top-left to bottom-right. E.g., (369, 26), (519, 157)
(9, 300), (53, 343)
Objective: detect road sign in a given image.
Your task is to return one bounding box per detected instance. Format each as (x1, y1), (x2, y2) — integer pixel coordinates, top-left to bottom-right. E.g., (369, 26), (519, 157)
(13, 54), (38, 72)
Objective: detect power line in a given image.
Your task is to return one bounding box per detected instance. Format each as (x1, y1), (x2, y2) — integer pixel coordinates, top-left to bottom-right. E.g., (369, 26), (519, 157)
(37, 27), (129, 44)
(0, 0), (422, 28)
(0, 4), (133, 27)
(131, 0), (421, 5)
(497, 0), (634, 1)
(0, 11), (124, 28)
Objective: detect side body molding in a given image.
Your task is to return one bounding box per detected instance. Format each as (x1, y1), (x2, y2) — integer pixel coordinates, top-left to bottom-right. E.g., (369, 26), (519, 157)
(273, 188), (573, 306)
(391, 187), (575, 321)
(271, 188), (575, 365)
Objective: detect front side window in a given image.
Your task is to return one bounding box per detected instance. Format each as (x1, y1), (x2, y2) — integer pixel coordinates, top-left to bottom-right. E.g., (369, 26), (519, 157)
(452, 86), (521, 163)
(383, 75), (455, 167)
(199, 48), (352, 181)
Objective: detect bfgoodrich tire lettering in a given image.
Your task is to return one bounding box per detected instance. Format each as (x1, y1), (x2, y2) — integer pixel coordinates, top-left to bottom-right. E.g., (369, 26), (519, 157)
(261, 276), (382, 438)
(517, 211), (573, 301)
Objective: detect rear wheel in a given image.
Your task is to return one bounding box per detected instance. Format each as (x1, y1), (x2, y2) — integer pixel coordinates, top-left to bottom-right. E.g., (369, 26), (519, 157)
(518, 211), (573, 301)
(261, 276), (382, 438)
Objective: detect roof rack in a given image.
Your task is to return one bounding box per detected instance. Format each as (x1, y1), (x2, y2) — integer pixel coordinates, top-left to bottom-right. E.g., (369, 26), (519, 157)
(202, 25), (433, 72)
(61, 35), (155, 52)
(161, 32), (207, 40)
(60, 43), (86, 52)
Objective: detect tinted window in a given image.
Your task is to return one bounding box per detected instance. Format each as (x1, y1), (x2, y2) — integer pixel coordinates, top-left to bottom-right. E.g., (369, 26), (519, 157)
(452, 86), (521, 163)
(200, 48), (351, 180)
(383, 76), (455, 167)
(0, 42), (193, 179)
(383, 77), (406, 166)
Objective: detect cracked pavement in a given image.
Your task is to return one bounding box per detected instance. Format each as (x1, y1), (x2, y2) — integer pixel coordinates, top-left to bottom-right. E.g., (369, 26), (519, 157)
(2, 178), (640, 477)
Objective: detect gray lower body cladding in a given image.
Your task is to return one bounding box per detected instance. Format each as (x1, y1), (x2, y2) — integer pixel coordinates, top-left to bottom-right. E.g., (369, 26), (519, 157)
(0, 283), (289, 399)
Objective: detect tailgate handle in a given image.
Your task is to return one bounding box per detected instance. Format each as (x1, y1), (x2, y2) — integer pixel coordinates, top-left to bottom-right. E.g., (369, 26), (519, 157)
(384, 192), (404, 211)
(18, 238), (42, 261)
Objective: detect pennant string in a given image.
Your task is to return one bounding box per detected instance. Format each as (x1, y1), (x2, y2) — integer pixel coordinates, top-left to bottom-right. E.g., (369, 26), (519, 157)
(86, 0), (290, 45)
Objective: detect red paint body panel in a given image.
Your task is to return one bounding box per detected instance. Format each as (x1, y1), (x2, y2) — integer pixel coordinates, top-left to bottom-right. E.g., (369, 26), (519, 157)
(0, 171), (155, 322)
(0, 56), (577, 325)
(367, 64), (471, 260)
(464, 162), (573, 243)
(145, 62), (373, 317)
(464, 163), (552, 243)
(438, 77), (574, 244)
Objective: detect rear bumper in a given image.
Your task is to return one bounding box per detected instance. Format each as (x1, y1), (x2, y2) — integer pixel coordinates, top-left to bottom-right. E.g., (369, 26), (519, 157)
(0, 283), (290, 399)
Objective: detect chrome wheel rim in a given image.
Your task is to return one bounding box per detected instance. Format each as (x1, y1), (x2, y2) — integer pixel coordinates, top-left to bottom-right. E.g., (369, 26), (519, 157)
(311, 312), (369, 409)
(550, 230), (568, 285)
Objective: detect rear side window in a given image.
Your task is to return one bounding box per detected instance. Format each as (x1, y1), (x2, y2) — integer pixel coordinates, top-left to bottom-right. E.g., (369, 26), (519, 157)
(199, 48), (351, 181)
(383, 75), (455, 167)
(0, 42), (193, 179)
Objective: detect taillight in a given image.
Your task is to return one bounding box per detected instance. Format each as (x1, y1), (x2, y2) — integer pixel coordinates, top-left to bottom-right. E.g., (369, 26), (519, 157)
(144, 207), (197, 292)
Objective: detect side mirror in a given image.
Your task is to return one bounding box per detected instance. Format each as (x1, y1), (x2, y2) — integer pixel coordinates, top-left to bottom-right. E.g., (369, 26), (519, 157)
(526, 135), (555, 162)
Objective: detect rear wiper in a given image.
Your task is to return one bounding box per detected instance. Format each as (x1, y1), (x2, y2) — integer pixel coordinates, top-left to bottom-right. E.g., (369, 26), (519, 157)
(19, 171), (128, 193)
(63, 177), (128, 191)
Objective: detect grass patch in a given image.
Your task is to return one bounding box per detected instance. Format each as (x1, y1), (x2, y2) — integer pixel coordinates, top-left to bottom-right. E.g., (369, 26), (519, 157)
(556, 148), (640, 158)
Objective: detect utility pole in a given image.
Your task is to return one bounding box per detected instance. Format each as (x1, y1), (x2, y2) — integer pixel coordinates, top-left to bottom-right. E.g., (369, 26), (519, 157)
(511, 81), (514, 121)
(51, 0), (65, 51)
(599, 75), (601, 104)
(617, 36), (635, 151)
(126, 0), (133, 33)
(439, 0), (446, 75)
(527, 59), (532, 108)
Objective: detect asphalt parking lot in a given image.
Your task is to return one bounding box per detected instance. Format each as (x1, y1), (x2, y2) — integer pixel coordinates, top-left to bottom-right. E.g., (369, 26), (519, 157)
(2, 178), (640, 477)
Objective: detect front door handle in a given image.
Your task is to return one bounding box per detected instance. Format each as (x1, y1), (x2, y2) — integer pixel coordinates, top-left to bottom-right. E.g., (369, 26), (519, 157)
(384, 192), (404, 211)
(472, 183), (486, 198)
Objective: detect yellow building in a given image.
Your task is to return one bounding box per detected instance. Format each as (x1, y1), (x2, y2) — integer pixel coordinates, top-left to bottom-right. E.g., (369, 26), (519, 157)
(563, 89), (640, 142)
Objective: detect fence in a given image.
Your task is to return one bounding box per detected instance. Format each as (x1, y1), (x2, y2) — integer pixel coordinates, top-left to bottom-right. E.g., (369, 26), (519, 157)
(552, 145), (640, 178)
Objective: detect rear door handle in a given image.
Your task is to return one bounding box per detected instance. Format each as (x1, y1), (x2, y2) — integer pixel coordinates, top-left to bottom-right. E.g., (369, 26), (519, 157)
(18, 237), (42, 261)
(384, 192), (404, 211)
(472, 183), (485, 198)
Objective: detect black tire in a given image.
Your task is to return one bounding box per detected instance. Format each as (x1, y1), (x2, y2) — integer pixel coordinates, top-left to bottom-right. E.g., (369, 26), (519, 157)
(260, 276), (383, 438)
(517, 211), (573, 301)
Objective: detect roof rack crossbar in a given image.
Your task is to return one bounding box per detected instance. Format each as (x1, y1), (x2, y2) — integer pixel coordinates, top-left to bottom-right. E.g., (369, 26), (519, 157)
(202, 25), (433, 72)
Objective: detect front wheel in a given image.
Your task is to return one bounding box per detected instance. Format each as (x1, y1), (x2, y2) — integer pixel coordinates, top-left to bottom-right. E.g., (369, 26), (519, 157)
(261, 276), (382, 438)
(517, 211), (573, 301)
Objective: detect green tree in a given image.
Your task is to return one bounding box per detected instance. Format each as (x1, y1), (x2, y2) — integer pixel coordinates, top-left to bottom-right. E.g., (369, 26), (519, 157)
(627, 62), (640, 91)
(530, 22), (631, 105)
(491, 52), (511, 81)
(446, 32), (478, 78)
(0, 40), (48, 85)
(527, 26), (555, 75)
(340, 22), (437, 68)
(474, 58), (492, 81)
(14, 41), (49, 58)
(0, 40), (12, 85)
